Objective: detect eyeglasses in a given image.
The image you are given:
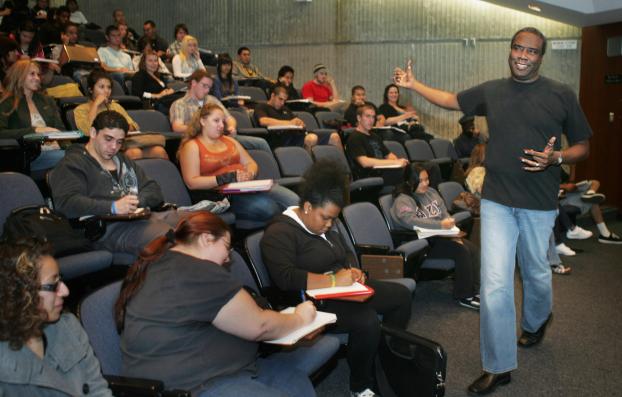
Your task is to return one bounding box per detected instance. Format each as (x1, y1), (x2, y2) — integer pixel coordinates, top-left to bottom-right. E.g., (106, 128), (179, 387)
(40, 277), (63, 293)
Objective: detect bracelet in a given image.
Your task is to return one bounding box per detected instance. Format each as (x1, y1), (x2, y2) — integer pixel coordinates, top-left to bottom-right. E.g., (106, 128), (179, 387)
(329, 273), (336, 288)
(111, 202), (117, 215)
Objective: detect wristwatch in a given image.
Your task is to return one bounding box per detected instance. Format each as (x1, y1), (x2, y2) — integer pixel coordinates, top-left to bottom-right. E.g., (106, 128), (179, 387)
(557, 152), (563, 165)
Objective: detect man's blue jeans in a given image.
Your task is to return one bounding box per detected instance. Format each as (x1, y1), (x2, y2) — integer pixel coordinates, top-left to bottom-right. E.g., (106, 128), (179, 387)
(480, 199), (556, 373)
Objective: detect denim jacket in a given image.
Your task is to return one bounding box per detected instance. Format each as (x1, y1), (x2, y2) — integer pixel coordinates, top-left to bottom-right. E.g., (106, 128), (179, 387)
(0, 313), (112, 396)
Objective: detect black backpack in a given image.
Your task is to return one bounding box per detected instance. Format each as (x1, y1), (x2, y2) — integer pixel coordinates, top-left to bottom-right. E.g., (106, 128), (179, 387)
(2, 205), (92, 256)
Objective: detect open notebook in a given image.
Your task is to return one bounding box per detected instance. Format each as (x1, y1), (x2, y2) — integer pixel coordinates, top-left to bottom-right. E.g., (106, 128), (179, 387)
(414, 225), (461, 239)
(264, 308), (337, 345)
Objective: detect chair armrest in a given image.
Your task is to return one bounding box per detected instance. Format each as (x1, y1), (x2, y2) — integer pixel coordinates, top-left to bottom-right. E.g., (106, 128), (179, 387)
(354, 243), (391, 256)
(105, 375), (191, 397)
(389, 229), (420, 246)
(453, 210), (472, 224)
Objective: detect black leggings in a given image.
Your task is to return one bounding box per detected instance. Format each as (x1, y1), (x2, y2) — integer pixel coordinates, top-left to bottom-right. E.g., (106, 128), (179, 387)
(427, 237), (480, 299)
(320, 279), (412, 392)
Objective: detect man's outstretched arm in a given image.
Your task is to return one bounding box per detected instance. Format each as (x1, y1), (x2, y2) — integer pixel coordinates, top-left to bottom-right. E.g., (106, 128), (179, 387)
(393, 61), (461, 111)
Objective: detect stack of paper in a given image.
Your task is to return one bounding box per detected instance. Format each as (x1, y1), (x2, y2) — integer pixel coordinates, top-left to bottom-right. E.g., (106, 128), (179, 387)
(267, 125), (304, 130)
(414, 225), (460, 239)
(306, 282), (374, 300)
(219, 179), (274, 194)
(264, 308), (337, 345)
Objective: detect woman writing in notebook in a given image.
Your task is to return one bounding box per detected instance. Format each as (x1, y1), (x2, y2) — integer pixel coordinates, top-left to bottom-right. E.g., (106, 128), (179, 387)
(261, 160), (412, 397)
(74, 69), (168, 160)
(115, 211), (319, 397)
(390, 164), (480, 310)
(178, 103), (298, 224)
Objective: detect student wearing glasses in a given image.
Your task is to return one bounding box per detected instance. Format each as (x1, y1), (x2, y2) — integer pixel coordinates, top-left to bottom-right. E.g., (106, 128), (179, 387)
(0, 238), (113, 396)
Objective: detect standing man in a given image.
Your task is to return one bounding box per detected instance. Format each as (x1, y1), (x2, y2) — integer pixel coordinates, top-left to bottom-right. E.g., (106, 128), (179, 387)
(394, 27), (591, 395)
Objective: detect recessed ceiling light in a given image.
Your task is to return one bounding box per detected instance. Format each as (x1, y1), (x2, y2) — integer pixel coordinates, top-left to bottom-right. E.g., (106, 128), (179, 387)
(528, 4), (541, 12)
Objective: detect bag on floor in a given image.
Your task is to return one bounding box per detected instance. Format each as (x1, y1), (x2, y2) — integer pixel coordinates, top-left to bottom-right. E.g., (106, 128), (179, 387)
(375, 324), (447, 397)
(1, 205), (92, 256)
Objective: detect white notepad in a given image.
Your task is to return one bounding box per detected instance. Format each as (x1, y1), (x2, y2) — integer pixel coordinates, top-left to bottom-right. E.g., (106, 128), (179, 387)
(414, 225), (460, 239)
(264, 308), (337, 345)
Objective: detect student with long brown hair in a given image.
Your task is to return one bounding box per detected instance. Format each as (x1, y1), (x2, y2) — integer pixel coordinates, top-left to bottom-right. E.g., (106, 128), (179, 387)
(115, 211), (319, 397)
(0, 59), (66, 172)
(178, 103), (298, 224)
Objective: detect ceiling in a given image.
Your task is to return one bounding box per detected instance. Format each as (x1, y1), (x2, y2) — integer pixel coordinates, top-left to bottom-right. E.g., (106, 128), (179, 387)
(481, 0), (622, 27)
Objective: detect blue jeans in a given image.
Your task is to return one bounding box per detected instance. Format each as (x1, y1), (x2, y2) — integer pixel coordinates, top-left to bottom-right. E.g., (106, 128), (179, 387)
(231, 184), (298, 222)
(196, 355), (315, 397)
(235, 135), (271, 152)
(31, 149), (65, 172)
(480, 199), (556, 373)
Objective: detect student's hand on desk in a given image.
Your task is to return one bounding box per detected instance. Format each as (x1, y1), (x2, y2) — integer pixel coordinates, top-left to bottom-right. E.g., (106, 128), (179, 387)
(294, 301), (316, 325)
(441, 217), (455, 229)
(236, 169), (253, 182)
(335, 268), (357, 286)
(115, 194), (139, 214)
(292, 118), (305, 128)
(159, 88), (174, 97)
(35, 126), (60, 133)
(350, 267), (366, 284)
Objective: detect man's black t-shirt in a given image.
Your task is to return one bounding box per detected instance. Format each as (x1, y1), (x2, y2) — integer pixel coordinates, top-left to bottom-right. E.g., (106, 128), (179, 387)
(457, 77), (592, 210)
(253, 102), (295, 126)
(346, 130), (389, 179)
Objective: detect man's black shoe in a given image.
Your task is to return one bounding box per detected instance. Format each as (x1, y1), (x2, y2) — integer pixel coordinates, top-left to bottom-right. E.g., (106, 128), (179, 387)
(518, 313), (553, 348)
(467, 372), (511, 395)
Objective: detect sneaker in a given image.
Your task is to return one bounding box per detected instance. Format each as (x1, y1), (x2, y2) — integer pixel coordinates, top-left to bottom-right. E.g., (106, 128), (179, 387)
(458, 297), (480, 310)
(581, 192), (605, 204)
(555, 243), (576, 256)
(566, 226), (593, 240)
(598, 232), (622, 244)
(351, 388), (376, 397)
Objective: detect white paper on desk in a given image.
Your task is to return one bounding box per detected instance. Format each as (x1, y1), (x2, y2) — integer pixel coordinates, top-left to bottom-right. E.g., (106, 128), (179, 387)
(264, 308), (336, 345)
(45, 131), (83, 140)
(266, 125), (304, 130)
(32, 57), (59, 64)
(286, 99), (311, 103)
(219, 179), (274, 193)
(414, 225), (460, 239)
(373, 164), (404, 169)
(222, 95), (251, 101)
(305, 282), (369, 299)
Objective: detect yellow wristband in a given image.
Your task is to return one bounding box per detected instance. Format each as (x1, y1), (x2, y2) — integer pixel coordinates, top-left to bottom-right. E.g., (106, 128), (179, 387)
(329, 273), (336, 288)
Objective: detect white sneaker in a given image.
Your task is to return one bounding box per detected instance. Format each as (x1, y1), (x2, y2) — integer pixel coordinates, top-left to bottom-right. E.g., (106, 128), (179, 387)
(566, 226), (593, 240)
(351, 388), (377, 397)
(556, 243), (576, 256)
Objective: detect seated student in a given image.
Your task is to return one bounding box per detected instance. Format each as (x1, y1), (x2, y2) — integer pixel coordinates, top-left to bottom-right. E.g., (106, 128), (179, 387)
(50, 110), (179, 256)
(75, 69), (168, 160)
(301, 63), (343, 112)
(118, 22), (138, 52)
(66, 0), (88, 25)
(97, 25), (135, 88)
(261, 160), (412, 397)
(178, 103), (299, 223)
(391, 164), (480, 309)
(171, 35), (205, 80)
(10, 20), (44, 60)
(166, 23), (187, 59)
(345, 104), (409, 184)
(0, 0), (30, 35)
(378, 84), (432, 143)
(138, 20), (168, 59)
(559, 167), (621, 244)
(277, 65), (301, 100)
(0, 238), (113, 396)
(0, 36), (19, 89)
(38, 5), (70, 46)
(116, 211), (319, 397)
(253, 85), (342, 151)
(131, 41), (173, 81)
(0, 59), (66, 172)
(343, 85), (383, 128)
(131, 49), (179, 115)
(454, 115), (484, 159)
(170, 69), (271, 153)
(212, 53), (240, 103)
